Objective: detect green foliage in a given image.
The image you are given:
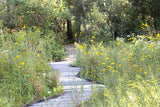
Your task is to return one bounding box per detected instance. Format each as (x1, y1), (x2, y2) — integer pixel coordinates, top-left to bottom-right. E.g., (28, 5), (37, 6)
(76, 33), (160, 106)
(72, 0), (160, 42)
(44, 32), (66, 61)
(0, 0), (70, 30)
(0, 29), (63, 106)
(128, 0), (160, 30)
(73, 0), (130, 42)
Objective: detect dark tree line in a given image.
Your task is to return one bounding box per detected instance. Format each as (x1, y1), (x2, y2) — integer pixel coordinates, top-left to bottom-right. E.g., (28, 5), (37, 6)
(0, 0), (160, 42)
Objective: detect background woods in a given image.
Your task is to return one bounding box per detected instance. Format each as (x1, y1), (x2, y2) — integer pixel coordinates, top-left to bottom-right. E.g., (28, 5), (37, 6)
(0, 0), (160, 42)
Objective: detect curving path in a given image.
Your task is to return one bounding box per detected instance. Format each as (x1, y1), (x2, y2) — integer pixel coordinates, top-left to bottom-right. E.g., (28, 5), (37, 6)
(29, 44), (104, 107)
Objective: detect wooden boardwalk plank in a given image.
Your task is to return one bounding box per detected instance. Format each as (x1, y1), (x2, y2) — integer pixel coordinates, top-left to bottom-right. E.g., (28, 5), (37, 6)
(29, 45), (105, 107)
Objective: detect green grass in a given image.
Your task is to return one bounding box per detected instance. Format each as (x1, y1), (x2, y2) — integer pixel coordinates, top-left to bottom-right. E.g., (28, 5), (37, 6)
(0, 29), (64, 106)
(75, 35), (160, 107)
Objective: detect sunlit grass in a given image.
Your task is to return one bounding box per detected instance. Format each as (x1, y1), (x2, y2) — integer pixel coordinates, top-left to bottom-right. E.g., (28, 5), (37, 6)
(76, 34), (160, 106)
(0, 29), (63, 106)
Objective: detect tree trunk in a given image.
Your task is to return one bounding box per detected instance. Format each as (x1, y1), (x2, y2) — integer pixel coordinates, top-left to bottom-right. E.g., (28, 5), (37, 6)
(67, 0), (73, 43)
(114, 18), (118, 40)
(73, 0), (82, 37)
(103, 0), (107, 23)
(67, 19), (73, 42)
(81, 0), (87, 37)
(6, 0), (10, 28)
(62, 21), (65, 32)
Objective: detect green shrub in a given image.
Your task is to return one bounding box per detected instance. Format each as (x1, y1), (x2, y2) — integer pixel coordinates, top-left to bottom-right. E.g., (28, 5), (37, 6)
(76, 34), (160, 106)
(44, 32), (66, 61)
(0, 29), (63, 106)
(0, 0), (70, 31)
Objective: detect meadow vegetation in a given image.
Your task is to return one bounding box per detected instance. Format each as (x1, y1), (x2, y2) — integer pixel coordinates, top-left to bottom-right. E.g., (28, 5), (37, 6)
(76, 25), (160, 106)
(0, 0), (67, 106)
(0, 28), (64, 106)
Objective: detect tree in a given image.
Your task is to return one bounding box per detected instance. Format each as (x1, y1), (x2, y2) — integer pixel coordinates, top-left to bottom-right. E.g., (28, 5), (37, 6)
(72, 0), (82, 36)
(150, 0), (160, 30)
(66, 0), (74, 43)
(128, 0), (160, 31)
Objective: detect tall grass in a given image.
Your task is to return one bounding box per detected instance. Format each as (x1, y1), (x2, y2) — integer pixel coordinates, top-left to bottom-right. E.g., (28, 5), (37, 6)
(76, 34), (160, 106)
(0, 29), (63, 106)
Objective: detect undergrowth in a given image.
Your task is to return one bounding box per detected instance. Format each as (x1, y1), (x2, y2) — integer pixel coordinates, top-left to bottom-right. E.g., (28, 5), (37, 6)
(0, 28), (64, 106)
(76, 32), (160, 106)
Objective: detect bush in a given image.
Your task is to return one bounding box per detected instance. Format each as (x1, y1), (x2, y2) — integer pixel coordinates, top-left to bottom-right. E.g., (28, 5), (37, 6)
(44, 32), (66, 61)
(76, 33), (160, 106)
(0, 29), (63, 106)
(0, 0), (70, 31)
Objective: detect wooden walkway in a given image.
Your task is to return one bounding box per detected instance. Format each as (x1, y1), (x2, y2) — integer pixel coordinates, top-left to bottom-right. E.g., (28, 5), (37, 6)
(29, 45), (105, 107)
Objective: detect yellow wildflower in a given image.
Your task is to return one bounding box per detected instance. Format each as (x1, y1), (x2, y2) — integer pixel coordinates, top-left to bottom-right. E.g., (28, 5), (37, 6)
(133, 64), (137, 67)
(144, 23), (148, 27)
(129, 53), (133, 56)
(81, 100), (84, 104)
(139, 67), (142, 72)
(110, 62), (115, 65)
(106, 58), (110, 60)
(96, 52), (99, 55)
(23, 25), (26, 28)
(119, 64), (121, 67)
(15, 42), (20, 46)
(79, 45), (83, 49)
(102, 63), (106, 65)
(117, 41), (120, 46)
(21, 62), (25, 65)
(142, 35), (145, 37)
(108, 66), (113, 69)
(101, 53), (103, 55)
(146, 55), (151, 58)
(105, 93), (108, 96)
(148, 37), (152, 39)
(90, 39), (94, 42)
(74, 33), (77, 37)
(92, 35), (95, 39)
(141, 27), (144, 29)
